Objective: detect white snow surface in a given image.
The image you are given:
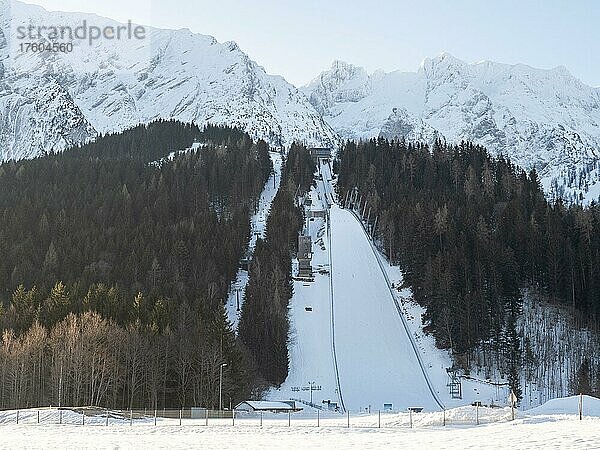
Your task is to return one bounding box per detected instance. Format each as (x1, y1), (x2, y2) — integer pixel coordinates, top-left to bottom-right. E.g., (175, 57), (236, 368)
(329, 204), (440, 411)
(1, 401), (600, 449)
(304, 57), (600, 203)
(0, 0), (338, 161)
(527, 395), (600, 417)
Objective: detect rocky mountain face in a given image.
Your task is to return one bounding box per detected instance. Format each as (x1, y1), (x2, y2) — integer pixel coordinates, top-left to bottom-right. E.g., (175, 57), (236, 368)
(2, 0), (599, 202)
(304, 56), (600, 203)
(0, 0), (338, 161)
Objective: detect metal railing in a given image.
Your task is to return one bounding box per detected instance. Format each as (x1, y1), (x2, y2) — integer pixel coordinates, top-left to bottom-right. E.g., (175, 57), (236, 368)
(0, 405), (521, 429)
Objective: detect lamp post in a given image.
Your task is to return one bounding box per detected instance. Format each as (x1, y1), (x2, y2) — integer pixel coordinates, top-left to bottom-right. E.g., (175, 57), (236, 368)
(219, 363), (228, 412)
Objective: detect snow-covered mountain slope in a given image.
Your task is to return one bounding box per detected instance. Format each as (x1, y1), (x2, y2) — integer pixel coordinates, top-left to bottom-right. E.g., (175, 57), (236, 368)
(0, 0), (338, 161)
(304, 56), (600, 203)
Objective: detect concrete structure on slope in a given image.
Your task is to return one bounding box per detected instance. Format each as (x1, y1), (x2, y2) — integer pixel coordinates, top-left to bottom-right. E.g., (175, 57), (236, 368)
(297, 235), (313, 278)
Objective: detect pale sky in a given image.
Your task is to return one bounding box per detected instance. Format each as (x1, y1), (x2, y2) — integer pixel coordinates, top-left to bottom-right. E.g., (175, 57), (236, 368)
(24, 0), (600, 87)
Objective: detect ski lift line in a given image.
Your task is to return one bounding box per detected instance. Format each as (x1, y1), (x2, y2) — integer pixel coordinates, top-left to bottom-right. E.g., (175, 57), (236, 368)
(327, 211), (346, 412)
(347, 208), (446, 411)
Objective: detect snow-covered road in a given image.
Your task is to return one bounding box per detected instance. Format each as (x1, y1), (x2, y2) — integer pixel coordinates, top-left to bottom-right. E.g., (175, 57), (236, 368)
(227, 152), (283, 331)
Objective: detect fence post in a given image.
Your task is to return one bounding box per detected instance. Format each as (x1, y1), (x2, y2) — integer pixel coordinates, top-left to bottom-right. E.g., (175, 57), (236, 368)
(82, 411), (85, 426)
(16, 410), (19, 425)
(347, 410), (350, 428)
(154, 409), (157, 426)
(179, 409), (182, 426)
(105, 408), (109, 426)
(579, 393), (583, 420)
(443, 408), (446, 426)
(288, 411), (291, 427)
(205, 408), (208, 427)
(232, 409), (235, 427)
(409, 409), (412, 428)
(378, 410), (381, 428)
(37, 410), (40, 424)
(476, 403), (479, 425)
(317, 409), (320, 427)
(260, 412), (263, 427)
(59, 409), (62, 425)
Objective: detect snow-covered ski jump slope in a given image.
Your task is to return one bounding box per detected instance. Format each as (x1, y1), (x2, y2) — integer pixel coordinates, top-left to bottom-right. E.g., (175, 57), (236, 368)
(272, 159), (443, 412)
(330, 204), (442, 411)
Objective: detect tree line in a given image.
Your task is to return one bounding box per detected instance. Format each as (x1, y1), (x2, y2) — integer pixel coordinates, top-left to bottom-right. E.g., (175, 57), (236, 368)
(336, 138), (600, 399)
(0, 121), (272, 409)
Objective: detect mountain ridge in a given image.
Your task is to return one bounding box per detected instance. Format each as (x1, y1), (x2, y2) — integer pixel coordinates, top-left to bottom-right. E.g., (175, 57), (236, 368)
(304, 55), (600, 202)
(0, 0), (339, 160)
(2, 1), (599, 202)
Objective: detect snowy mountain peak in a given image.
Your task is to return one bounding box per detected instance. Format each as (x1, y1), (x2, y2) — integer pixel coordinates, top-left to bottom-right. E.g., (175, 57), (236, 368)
(310, 61), (370, 94)
(305, 55), (600, 203)
(419, 51), (467, 72)
(327, 60), (368, 81)
(304, 61), (371, 116)
(0, 0), (338, 161)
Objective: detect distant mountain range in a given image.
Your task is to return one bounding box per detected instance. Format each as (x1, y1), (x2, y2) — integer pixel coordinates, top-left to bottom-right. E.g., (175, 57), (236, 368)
(2, 0), (600, 202)
(303, 57), (600, 202)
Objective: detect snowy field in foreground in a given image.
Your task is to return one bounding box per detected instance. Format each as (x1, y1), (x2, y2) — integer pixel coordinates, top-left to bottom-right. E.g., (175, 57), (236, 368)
(1, 396), (599, 449)
(0, 414), (598, 449)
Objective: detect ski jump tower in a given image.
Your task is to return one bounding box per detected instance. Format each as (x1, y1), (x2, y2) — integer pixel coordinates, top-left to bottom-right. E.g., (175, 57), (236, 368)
(297, 195), (313, 279)
(298, 234), (313, 278)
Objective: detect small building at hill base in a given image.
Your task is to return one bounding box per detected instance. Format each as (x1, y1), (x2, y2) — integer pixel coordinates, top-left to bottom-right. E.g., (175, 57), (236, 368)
(234, 400), (302, 413)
